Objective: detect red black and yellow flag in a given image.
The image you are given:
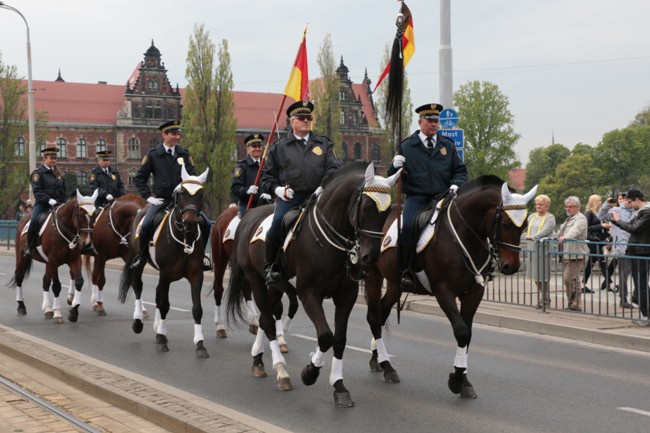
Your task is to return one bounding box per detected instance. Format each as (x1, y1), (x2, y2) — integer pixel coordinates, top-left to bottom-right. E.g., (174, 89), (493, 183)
(284, 28), (310, 102)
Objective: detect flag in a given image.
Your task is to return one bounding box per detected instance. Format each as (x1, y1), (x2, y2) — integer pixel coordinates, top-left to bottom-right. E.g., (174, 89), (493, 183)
(284, 29), (310, 102)
(373, 2), (415, 93)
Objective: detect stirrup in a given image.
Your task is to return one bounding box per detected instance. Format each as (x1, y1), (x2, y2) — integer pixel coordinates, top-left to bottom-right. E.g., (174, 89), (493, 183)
(202, 255), (212, 272)
(23, 245), (32, 258)
(131, 254), (146, 269)
(399, 269), (415, 291)
(264, 265), (282, 285)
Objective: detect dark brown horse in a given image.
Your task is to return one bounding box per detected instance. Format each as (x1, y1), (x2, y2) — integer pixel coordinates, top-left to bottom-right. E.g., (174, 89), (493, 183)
(119, 166), (210, 358)
(211, 205), (299, 350)
(227, 162), (400, 407)
(10, 190), (98, 323)
(79, 194), (146, 316)
(364, 175), (537, 398)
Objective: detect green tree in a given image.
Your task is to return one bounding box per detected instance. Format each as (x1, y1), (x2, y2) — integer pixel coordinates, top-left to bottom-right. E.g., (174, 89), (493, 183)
(630, 103), (650, 127)
(524, 143), (570, 191)
(374, 44), (413, 159)
(453, 80), (520, 179)
(311, 34), (341, 154)
(0, 53), (29, 215)
(182, 25), (237, 214)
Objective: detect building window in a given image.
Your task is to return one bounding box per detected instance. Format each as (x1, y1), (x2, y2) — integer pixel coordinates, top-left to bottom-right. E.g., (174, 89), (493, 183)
(341, 142), (348, 161)
(56, 137), (67, 158)
(128, 169), (137, 186)
(371, 143), (380, 161)
(76, 138), (87, 158)
(353, 142), (361, 160)
(149, 137), (160, 149)
(77, 171), (88, 186)
(15, 137), (25, 157)
(96, 138), (107, 153)
(339, 110), (345, 125)
(148, 80), (159, 91)
(340, 91), (346, 101)
(128, 137), (140, 159)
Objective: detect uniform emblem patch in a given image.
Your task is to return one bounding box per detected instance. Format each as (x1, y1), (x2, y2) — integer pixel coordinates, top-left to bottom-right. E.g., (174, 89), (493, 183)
(233, 167), (242, 177)
(440, 147), (447, 156)
(177, 157), (184, 165)
(89, 174), (96, 182)
(111, 174), (116, 180)
(141, 156), (148, 166)
(312, 146), (323, 156)
(31, 173), (40, 183)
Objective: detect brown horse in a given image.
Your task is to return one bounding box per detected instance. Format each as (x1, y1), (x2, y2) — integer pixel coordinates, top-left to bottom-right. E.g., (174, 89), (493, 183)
(79, 194), (146, 316)
(227, 162), (400, 407)
(211, 205), (299, 349)
(119, 166), (210, 358)
(364, 175), (537, 398)
(10, 190), (98, 323)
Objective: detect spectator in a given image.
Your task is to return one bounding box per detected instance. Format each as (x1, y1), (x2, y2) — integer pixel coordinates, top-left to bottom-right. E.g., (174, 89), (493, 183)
(610, 189), (650, 326)
(525, 194), (556, 309)
(558, 196), (589, 311)
(602, 192), (635, 309)
(15, 202), (27, 221)
(583, 194), (615, 293)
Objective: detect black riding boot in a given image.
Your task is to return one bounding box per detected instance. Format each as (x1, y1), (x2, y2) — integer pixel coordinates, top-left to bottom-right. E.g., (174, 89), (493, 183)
(23, 231), (37, 258)
(131, 233), (150, 269)
(264, 235), (282, 285)
(399, 243), (415, 291)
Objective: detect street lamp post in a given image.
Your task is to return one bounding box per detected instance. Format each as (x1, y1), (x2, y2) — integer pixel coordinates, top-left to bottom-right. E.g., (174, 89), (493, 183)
(0, 1), (37, 200)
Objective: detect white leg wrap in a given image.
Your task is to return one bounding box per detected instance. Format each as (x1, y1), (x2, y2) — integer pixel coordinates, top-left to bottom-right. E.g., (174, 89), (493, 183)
(214, 305), (223, 324)
(269, 340), (287, 368)
(42, 291), (52, 310)
(251, 328), (266, 357)
(454, 346), (469, 370)
(329, 357), (344, 386)
(153, 309), (161, 332)
(310, 348), (326, 368)
(376, 338), (390, 364)
(67, 280), (74, 296)
(72, 289), (81, 307)
(52, 296), (61, 311)
(157, 318), (167, 336)
(91, 284), (99, 303)
(193, 324), (204, 344)
(282, 316), (292, 333)
(275, 319), (284, 337)
(96, 289), (104, 303)
(370, 337), (378, 351)
(16, 286), (24, 302)
(134, 299), (143, 320)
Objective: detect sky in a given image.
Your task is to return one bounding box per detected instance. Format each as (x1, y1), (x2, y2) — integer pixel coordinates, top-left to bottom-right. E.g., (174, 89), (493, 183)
(1, 0), (649, 164)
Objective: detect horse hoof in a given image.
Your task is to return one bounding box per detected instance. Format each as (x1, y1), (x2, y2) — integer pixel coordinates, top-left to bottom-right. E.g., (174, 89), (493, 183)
(448, 373), (477, 399)
(248, 324), (258, 335)
(196, 341), (210, 359)
(156, 334), (169, 352)
(17, 302), (26, 316)
(301, 363), (320, 386)
(369, 358), (383, 372)
(276, 377), (293, 391)
(216, 329), (227, 339)
(66, 294), (73, 306)
(461, 385), (477, 399)
(95, 303), (107, 316)
(252, 364), (267, 378)
(384, 370), (401, 384)
(279, 342), (289, 353)
(68, 306), (79, 323)
(333, 391), (355, 408)
(54, 316), (64, 324)
(44, 311), (54, 320)
(132, 319), (143, 334)
(92, 302), (98, 312)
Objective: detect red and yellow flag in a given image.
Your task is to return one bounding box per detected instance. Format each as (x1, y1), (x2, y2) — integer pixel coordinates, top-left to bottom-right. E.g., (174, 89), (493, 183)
(284, 28), (310, 102)
(373, 2), (415, 92)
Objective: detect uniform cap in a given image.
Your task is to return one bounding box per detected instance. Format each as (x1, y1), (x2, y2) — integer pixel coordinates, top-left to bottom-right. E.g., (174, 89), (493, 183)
(415, 103), (444, 119)
(41, 147), (59, 156)
(96, 150), (112, 158)
(244, 133), (264, 146)
(286, 100), (314, 117)
(159, 120), (182, 133)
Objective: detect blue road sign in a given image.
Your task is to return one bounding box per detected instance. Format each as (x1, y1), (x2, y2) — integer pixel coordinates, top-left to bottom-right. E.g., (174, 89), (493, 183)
(439, 129), (464, 148)
(456, 148), (464, 161)
(439, 108), (459, 129)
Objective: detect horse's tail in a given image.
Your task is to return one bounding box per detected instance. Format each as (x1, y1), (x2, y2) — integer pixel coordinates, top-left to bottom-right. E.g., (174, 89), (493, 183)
(118, 260), (133, 304)
(8, 256), (32, 288)
(225, 260), (246, 327)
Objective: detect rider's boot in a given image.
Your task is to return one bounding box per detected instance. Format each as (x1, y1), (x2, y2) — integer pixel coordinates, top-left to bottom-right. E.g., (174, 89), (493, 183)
(23, 231), (37, 258)
(131, 232), (150, 270)
(399, 245), (415, 291)
(264, 236), (282, 285)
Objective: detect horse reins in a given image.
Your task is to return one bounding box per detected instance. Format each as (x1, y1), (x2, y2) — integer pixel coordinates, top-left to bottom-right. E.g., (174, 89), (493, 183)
(168, 192), (202, 255)
(107, 201), (130, 245)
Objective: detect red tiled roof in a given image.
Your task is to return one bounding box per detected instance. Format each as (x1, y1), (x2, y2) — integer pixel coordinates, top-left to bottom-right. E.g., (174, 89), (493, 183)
(352, 83), (379, 128)
(232, 92), (290, 130)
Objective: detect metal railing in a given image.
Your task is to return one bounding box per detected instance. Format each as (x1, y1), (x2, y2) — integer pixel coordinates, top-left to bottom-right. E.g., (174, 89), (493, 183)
(0, 220), (18, 249)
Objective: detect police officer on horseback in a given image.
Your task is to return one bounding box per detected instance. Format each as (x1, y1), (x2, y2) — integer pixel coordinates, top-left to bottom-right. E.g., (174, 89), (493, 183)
(231, 133), (272, 217)
(261, 101), (342, 284)
(24, 147), (67, 258)
(387, 103), (468, 291)
(131, 120), (212, 271)
(89, 150), (125, 208)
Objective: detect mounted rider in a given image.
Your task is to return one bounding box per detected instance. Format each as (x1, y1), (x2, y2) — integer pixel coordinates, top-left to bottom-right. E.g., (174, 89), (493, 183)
(387, 103), (469, 291)
(231, 133), (272, 217)
(89, 150), (125, 208)
(24, 147), (67, 258)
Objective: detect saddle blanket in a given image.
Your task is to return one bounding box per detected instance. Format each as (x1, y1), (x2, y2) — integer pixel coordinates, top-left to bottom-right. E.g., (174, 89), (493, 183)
(134, 211), (170, 247)
(222, 215), (241, 243)
(380, 200), (443, 255)
(250, 215), (273, 244)
(21, 213), (53, 237)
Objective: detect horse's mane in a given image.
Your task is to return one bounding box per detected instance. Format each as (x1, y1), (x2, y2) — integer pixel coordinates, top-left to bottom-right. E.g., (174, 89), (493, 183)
(320, 161), (369, 190)
(458, 174), (513, 195)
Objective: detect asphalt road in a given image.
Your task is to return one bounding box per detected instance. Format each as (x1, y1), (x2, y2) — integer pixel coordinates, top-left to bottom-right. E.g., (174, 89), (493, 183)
(1, 256), (649, 433)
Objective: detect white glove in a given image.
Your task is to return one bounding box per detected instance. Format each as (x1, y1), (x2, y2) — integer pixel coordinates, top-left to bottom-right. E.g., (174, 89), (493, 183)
(106, 194), (114, 201)
(246, 185), (258, 195)
(260, 193), (272, 201)
(392, 155), (405, 168)
(147, 196), (164, 206)
(314, 186), (323, 196)
(449, 184), (459, 196)
(48, 198), (57, 206)
(274, 186), (294, 201)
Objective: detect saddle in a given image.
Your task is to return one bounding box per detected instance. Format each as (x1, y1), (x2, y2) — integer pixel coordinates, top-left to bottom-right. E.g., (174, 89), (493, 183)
(22, 210), (53, 247)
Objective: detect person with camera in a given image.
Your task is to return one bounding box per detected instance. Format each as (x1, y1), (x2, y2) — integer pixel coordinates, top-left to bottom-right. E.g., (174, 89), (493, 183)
(582, 194), (615, 293)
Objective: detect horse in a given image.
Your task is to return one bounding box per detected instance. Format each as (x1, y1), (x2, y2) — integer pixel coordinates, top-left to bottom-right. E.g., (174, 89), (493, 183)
(9, 190), (99, 323)
(227, 162), (401, 407)
(211, 205), (299, 351)
(364, 175), (537, 398)
(118, 165), (210, 358)
(79, 194), (146, 316)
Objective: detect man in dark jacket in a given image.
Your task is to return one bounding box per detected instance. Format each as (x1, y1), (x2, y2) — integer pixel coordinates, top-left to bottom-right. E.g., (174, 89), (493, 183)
(231, 133), (272, 217)
(387, 103), (468, 290)
(24, 147), (67, 257)
(89, 150), (125, 208)
(610, 188), (650, 325)
(261, 100), (342, 284)
(131, 120), (211, 270)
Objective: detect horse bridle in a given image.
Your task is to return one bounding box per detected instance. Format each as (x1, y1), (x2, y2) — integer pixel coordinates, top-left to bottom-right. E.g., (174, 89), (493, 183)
(308, 178), (388, 279)
(168, 187), (202, 255)
(53, 202), (93, 250)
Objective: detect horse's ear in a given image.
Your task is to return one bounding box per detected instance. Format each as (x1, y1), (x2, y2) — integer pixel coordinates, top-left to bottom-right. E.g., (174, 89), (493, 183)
(501, 183), (512, 202)
(364, 163), (375, 185)
(181, 163), (190, 181)
(90, 188), (99, 203)
(385, 168), (403, 187)
(198, 167), (210, 184)
(76, 189), (83, 203)
(522, 184), (538, 203)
